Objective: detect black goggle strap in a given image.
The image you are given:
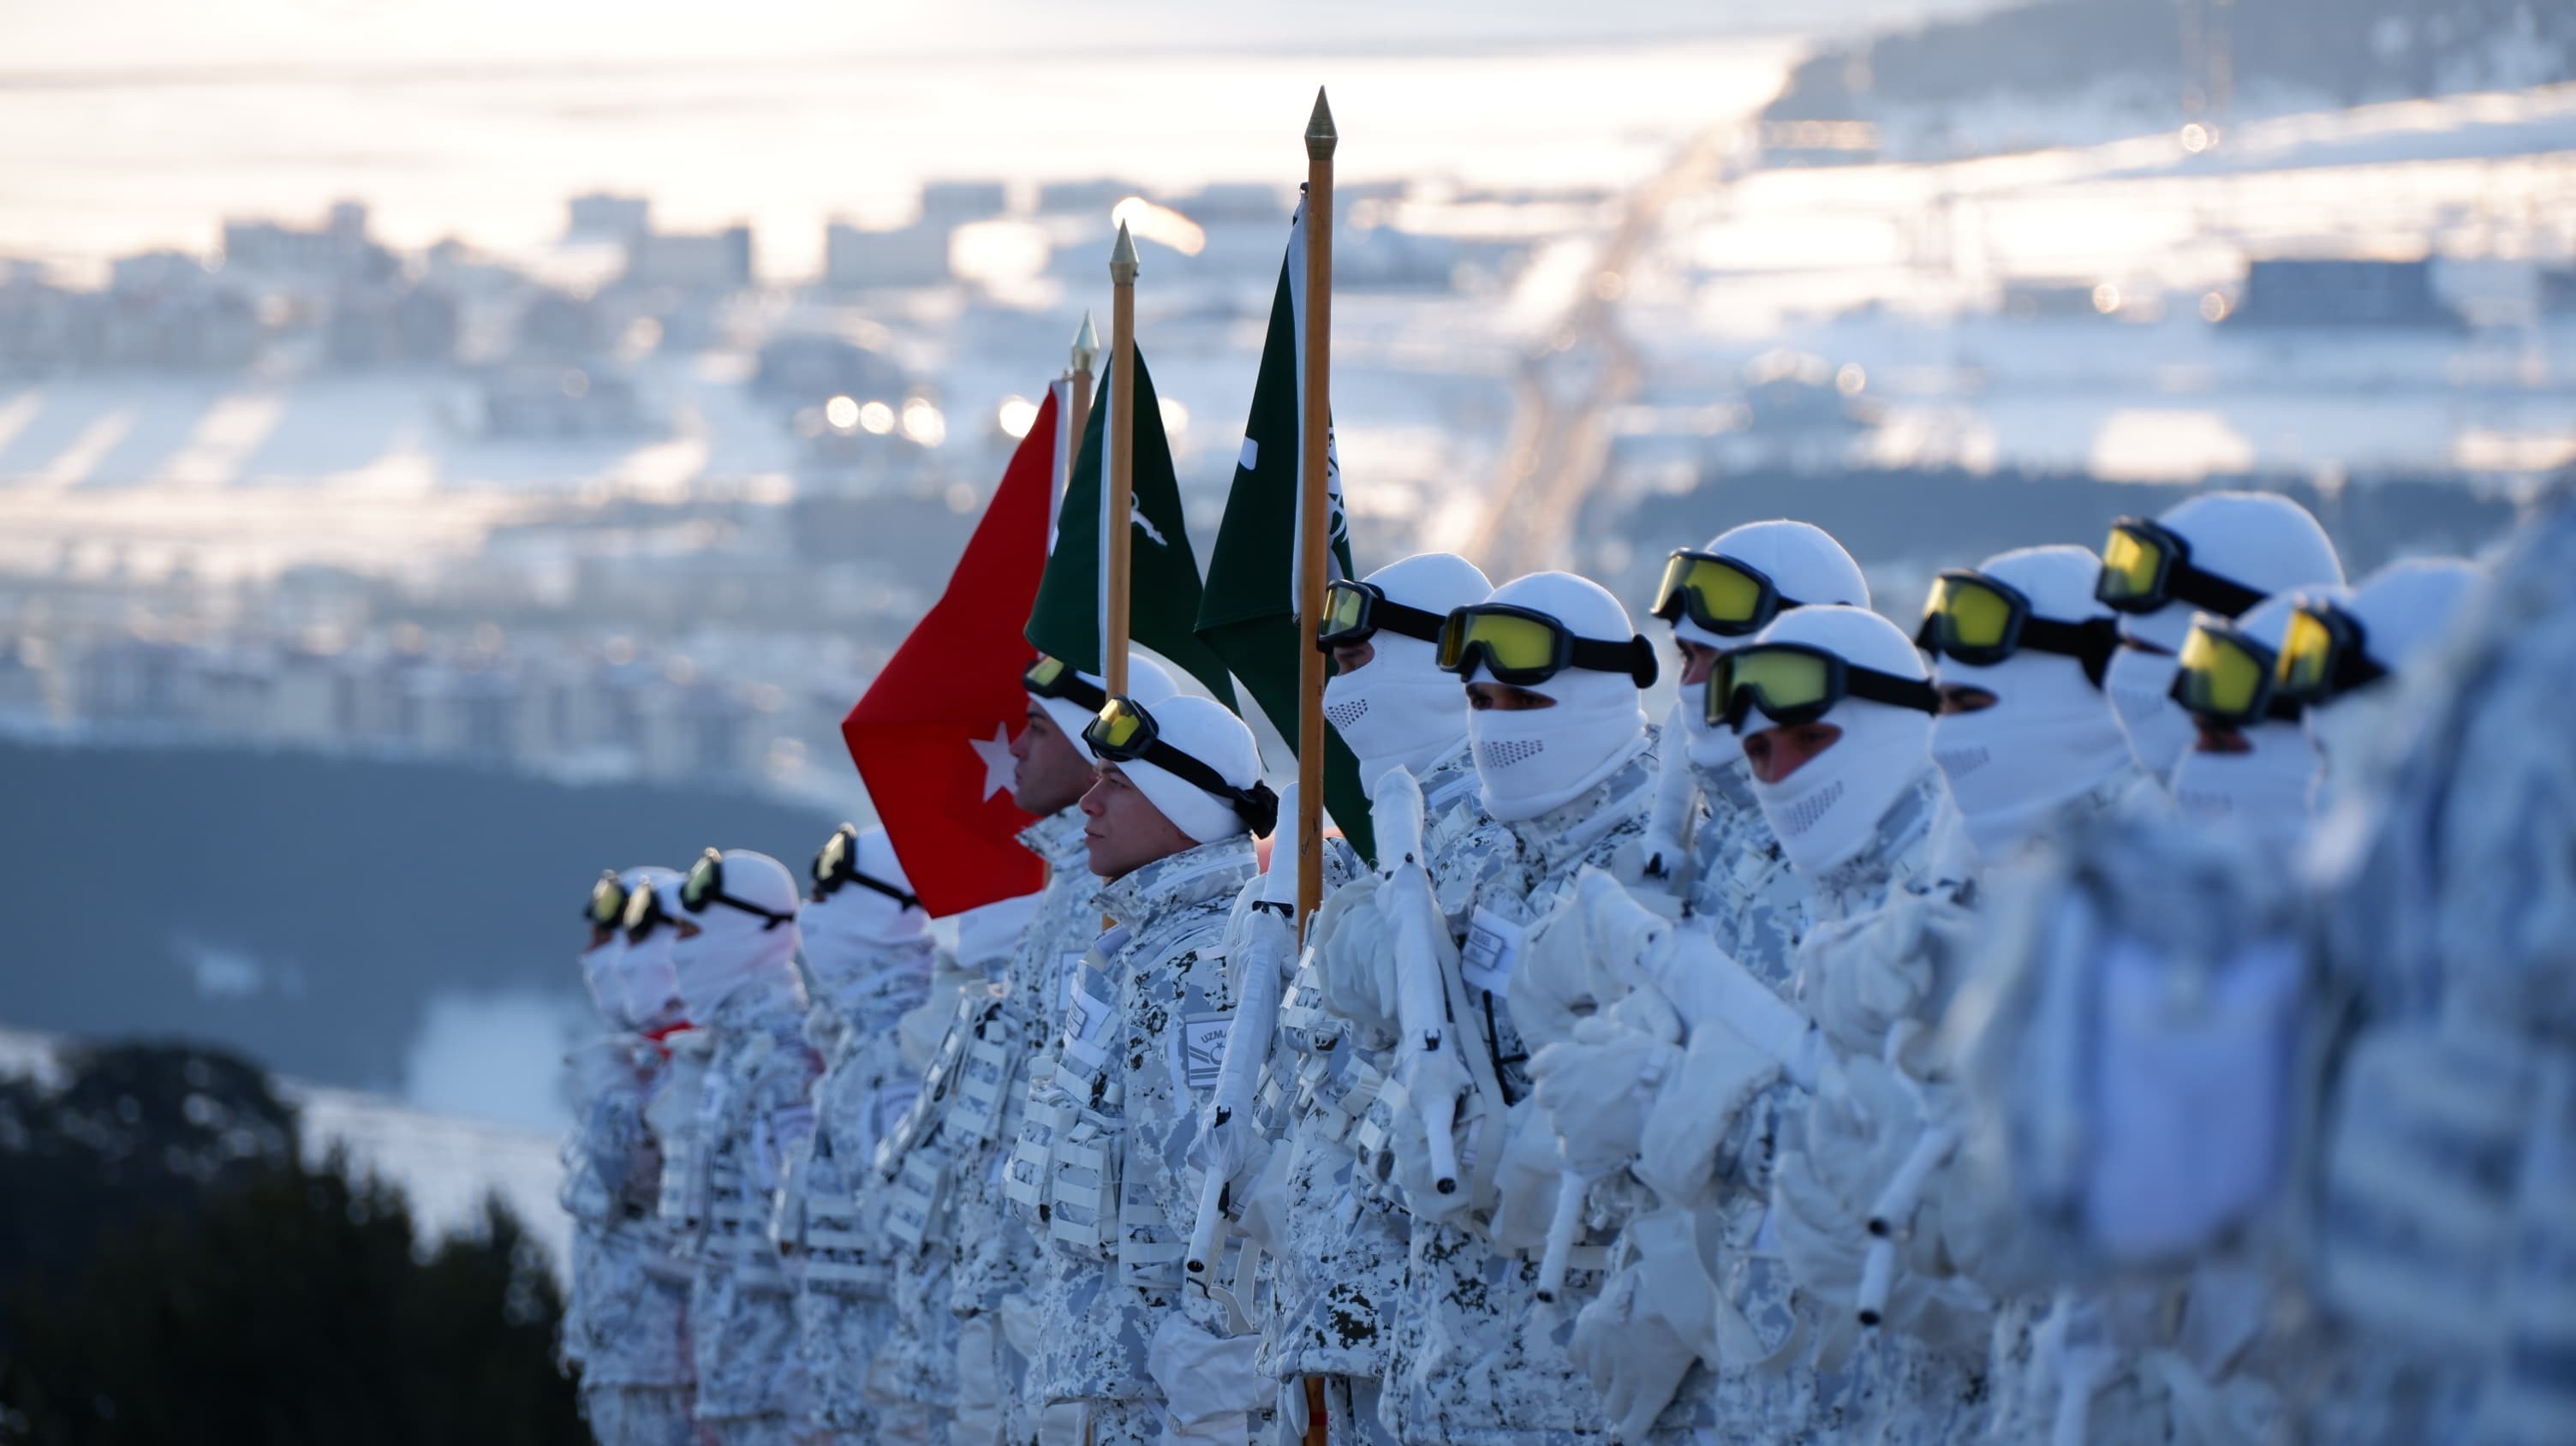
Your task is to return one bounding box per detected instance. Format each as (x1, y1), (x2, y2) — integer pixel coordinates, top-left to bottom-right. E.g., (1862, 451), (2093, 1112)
(685, 851), (795, 931)
(2168, 562), (2267, 620)
(1844, 665), (1942, 716)
(1569, 633), (1660, 688)
(1133, 738), (1281, 834)
(1024, 659), (1109, 714)
(2306, 610), (2390, 698)
(2010, 614), (2124, 688)
(1316, 589), (1447, 650)
(835, 869), (922, 911)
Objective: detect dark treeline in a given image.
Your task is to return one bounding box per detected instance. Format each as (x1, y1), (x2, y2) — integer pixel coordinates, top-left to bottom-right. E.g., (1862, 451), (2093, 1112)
(0, 1039), (580, 1445)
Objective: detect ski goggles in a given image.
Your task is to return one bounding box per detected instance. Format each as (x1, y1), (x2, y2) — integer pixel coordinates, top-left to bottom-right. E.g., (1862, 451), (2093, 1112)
(2274, 600), (2388, 707)
(1023, 654), (1108, 714)
(1705, 642), (1940, 733)
(680, 848), (796, 931)
(1315, 578), (1447, 652)
(1436, 604), (1659, 689)
(1082, 695), (1282, 835)
(1915, 570), (2121, 686)
(585, 871), (630, 932)
(2094, 517), (2268, 619)
(1649, 550), (1805, 637)
(2168, 617), (2304, 729)
(809, 824), (921, 910)
(622, 879), (673, 945)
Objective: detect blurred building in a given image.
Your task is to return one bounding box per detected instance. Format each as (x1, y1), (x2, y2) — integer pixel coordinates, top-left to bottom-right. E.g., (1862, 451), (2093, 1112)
(566, 194), (653, 243)
(2227, 259), (2463, 329)
(622, 224), (754, 292)
(222, 201), (397, 284)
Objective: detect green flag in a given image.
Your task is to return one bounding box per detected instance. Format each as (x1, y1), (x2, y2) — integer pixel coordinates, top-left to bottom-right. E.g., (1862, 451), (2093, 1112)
(1194, 195), (1374, 860)
(1027, 347), (1240, 714)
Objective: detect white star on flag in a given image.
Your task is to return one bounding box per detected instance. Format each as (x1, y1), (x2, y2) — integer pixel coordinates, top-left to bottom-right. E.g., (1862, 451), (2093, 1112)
(968, 724), (1015, 800)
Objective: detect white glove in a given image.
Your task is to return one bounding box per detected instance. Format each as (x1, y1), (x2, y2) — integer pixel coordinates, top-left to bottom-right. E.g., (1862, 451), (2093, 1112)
(1485, 1097), (1572, 1254)
(1569, 1208), (1720, 1443)
(1310, 878), (1403, 1048)
(1807, 896), (1977, 1061)
(1528, 1013), (1679, 1179)
(1512, 899), (1609, 1054)
(1634, 1015), (1781, 1208)
(1147, 1313), (1265, 1439)
(1769, 1057), (1989, 1365)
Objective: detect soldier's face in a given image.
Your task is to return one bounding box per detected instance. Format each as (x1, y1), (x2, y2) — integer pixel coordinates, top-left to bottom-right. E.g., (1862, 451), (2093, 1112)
(1744, 721), (1842, 783)
(1079, 762), (1197, 878)
(1011, 705), (1094, 816)
(1466, 682), (1554, 711)
(1676, 639), (1722, 686)
(1330, 640), (1376, 674)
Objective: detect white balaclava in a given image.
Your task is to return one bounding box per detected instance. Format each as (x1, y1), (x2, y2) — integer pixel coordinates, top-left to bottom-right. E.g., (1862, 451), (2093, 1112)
(1672, 520), (1870, 772)
(1035, 652), (1176, 747)
(1929, 545), (2133, 862)
(2170, 595), (2322, 848)
(613, 865), (682, 1031)
(2305, 557), (2484, 807)
(581, 881), (635, 1025)
(1323, 551), (1492, 789)
(1094, 694), (1268, 845)
(798, 827), (932, 1021)
(2104, 492), (2343, 784)
(668, 849), (802, 1017)
(1738, 605), (1939, 878)
(1467, 571), (1652, 824)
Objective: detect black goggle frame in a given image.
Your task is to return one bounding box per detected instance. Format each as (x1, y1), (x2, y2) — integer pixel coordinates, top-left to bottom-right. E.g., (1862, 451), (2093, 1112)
(1708, 642), (1941, 733)
(1436, 603), (1660, 690)
(1649, 549), (1806, 638)
(2096, 517), (2268, 620)
(1914, 569), (2122, 688)
(1315, 579), (1448, 653)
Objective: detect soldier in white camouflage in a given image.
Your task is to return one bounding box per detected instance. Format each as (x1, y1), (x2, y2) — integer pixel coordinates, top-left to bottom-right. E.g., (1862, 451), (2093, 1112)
(1319, 570), (1661, 1446)
(1718, 606), (1988, 1446)
(772, 826), (934, 1442)
(1523, 522), (1871, 1445)
(662, 848), (823, 1446)
(1016, 692), (1278, 1444)
(1194, 552), (1494, 1445)
(1948, 552), (2496, 1446)
(564, 865), (698, 1446)
(875, 652), (1180, 1446)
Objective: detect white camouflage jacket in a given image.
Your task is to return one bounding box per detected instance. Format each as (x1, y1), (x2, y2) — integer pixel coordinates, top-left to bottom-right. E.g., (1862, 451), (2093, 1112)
(678, 980), (823, 1425)
(1023, 835), (1263, 1410)
(1379, 744), (1656, 1446)
(561, 1031), (694, 1390)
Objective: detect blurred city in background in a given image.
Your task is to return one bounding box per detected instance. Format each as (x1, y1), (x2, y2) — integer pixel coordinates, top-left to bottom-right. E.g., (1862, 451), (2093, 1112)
(1, 0), (2567, 1192)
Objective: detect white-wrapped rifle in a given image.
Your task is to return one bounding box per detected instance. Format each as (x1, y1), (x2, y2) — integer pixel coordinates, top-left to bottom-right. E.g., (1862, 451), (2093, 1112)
(1186, 785), (1302, 1277)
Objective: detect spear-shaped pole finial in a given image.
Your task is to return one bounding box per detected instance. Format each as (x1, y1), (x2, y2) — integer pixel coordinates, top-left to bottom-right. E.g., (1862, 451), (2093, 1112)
(1070, 310), (1100, 375)
(1109, 220), (1140, 284)
(1306, 87), (1337, 160)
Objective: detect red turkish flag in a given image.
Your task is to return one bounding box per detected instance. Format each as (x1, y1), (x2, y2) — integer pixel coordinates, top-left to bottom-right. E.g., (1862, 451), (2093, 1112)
(841, 387), (1060, 916)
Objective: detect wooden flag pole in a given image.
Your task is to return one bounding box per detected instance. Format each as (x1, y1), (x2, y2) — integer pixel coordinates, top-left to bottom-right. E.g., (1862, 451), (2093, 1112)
(1295, 88), (1336, 951)
(1067, 310), (1098, 501)
(1105, 224), (1139, 696)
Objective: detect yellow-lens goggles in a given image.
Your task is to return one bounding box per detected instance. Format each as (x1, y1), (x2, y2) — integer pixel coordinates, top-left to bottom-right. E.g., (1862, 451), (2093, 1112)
(1089, 696), (1153, 755)
(1439, 607), (1564, 678)
(586, 872), (627, 928)
(1722, 646), (1833, 713)
(1322, 581), (1371, 638)
(2097, 524), (2168, 604)
(1652, 551), (1780, 636)
(2172, 620), (2276, 726)
(1921, 572), (2018, 653)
